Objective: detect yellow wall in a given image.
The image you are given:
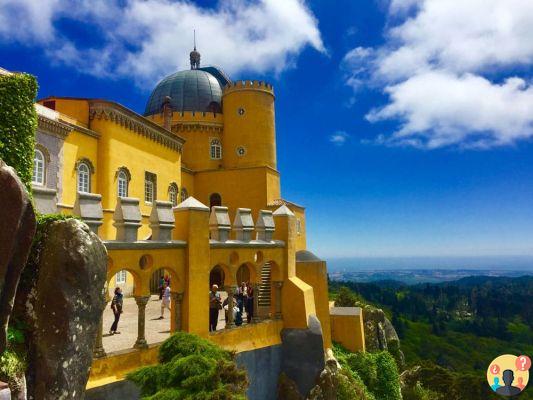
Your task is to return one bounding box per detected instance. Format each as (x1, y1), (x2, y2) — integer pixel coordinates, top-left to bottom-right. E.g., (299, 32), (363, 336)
(60, 128), (98, 207)
(293, 208), (307, 251)
(330, 311), (366, 353)
(296, 260), (332, 348)
(43, 98), (90, 127)
(173, 205), (211, 336)
(181, 168), (195, 199)
(88, 117), (181, 240)
(106, 247), (186, 297)
(88, 344), (160, 388)
(194, 166), (280, 222)
(209, 319), (283, 352)
(222, 82), (277, 170)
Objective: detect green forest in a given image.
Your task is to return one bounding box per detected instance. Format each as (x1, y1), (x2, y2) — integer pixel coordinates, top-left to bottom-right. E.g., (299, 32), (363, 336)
(330, 276), (533, 399)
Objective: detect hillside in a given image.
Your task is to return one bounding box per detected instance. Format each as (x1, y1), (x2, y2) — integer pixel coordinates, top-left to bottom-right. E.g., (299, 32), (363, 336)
(330, 276), (533, 399)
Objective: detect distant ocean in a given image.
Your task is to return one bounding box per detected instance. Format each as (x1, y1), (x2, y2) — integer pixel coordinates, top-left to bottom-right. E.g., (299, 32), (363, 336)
(325, 256), (533, 284)
(326, 256), (533, 272)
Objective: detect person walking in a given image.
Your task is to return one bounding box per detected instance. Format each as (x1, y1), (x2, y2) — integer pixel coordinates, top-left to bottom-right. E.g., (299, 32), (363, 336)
(209, 284), (222, 331)
(246, 283), (254, 323)
(158, 276), (165, 300)
(109, 287), (123, 335)
(158, 281), (171, 319)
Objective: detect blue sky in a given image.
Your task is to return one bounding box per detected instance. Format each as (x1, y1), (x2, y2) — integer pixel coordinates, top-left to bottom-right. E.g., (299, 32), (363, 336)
(1, 0), (533, 262)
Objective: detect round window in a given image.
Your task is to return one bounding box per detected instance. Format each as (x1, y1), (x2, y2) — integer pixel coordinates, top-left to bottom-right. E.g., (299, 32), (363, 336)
(236, 146), (247, 157)
(237, 107), (245, 116)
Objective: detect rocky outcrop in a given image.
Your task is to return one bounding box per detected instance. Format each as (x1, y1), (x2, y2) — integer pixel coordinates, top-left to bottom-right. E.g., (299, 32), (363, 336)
(281, 315), (326, 397)
(0, 160), (36, 354)
(15, 218), (107, 400)
(359, 305), (404, 367)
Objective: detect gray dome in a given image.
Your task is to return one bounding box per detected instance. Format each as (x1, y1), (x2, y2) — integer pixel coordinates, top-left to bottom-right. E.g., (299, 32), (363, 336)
(144, 69), (225, 116)
(296, 250), (324, 263)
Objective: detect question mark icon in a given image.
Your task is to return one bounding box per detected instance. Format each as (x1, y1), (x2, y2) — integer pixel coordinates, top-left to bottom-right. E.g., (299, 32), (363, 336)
(515, 355), (531, 371)
(491, 364), (500, 374)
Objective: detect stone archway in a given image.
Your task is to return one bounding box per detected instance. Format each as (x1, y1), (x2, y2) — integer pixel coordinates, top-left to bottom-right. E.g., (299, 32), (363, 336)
(210, 265), (225, 288)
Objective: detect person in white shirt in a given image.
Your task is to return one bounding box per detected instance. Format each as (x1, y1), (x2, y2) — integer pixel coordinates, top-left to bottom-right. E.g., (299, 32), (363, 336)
(158, 282), (171, 319)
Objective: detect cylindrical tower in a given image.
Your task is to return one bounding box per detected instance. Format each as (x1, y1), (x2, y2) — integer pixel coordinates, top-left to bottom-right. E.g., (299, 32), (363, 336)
(222, 81), (277, 170)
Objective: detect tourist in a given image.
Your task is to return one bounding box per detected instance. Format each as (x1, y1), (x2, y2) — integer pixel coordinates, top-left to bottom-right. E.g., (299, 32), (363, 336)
(109, 287), (123, 335)
(237, 281), (247, 313)
(158, 276), (165, 300)
(224, 297), (241, 326)
(158, 281), (171, 319)
(246, 282), (254, 323)
(209, 284), (222, 331)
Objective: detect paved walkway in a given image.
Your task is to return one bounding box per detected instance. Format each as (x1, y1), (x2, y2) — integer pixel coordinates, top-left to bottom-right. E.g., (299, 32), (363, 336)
(102, 292), (253, 352)
(102, 295), (171, 353)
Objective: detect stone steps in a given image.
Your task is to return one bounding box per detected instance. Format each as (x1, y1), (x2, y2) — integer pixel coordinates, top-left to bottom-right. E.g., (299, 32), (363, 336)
(258, 262), (272, 307)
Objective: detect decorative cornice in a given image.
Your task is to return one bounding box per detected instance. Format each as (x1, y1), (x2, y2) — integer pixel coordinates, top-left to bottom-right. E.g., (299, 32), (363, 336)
(64, 121), (100, 138)
(37, 114), (72, 139)
(89, 100), (185, 153)
(172, 122), (223, 134)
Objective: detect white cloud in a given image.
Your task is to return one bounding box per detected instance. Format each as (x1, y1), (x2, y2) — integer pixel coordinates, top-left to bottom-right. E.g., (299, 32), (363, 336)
(344, 0), (533, 149)
(330, 131), (349, 146)
(0, 0), (324, 86)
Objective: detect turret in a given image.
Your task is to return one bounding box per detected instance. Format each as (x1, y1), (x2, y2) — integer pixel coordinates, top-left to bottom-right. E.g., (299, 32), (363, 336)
(222, 80), (277, 170)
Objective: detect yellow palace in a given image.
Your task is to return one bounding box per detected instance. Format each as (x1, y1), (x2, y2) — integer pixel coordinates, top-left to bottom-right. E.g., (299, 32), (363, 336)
(22, 48), (365, 395)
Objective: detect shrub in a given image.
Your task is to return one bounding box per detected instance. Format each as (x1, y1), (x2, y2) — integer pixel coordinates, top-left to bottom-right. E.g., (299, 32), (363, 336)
(0, 73), (38, 192)
(158, 331), (231, 364)
(127, 332), (247, 399)
(334, 344), (401, 400)
(374, 352), (402, 400)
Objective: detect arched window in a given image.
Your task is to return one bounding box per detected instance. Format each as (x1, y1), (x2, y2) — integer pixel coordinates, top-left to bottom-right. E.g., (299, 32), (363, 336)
(210, 139), (222, 160)
(77, 163), (90, 193)
(180, 187), (188, 203)
(144, 172), (157, 203)
(209, 193), (222, 209)
(32, 149), (45, 185)
(168, 183), (178, 207)
(117, 170), (128, 197)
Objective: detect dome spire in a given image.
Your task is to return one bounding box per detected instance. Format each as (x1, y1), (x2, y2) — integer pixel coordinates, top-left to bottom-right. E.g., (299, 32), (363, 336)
(190, 30), (201, 69)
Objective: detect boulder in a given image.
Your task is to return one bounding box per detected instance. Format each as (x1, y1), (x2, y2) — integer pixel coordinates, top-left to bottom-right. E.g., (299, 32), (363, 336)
(0, 160), (36, 354)
(307, 353), (370, 400)
(281, 315), (325, 397)
(16, 219), (107, 399)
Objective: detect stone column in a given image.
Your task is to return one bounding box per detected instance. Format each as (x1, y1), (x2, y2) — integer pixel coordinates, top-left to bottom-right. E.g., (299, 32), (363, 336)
(273, 281), (284, 320)
(170, 292), (184, 332)
(133, 295), (150, 349)
(252, 283), (261, 323)
(224, 286), (236, 328)
(93, 304), (107, 358)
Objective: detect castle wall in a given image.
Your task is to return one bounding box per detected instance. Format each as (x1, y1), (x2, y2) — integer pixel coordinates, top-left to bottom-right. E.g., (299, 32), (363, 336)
(194, 166), (280, 222)
(330, 307), (366, 352)
(295, 259), (332, 348)
(222, 81), (277, 170)
(59, 128), (99, 208)
(88, 118), (182, 240)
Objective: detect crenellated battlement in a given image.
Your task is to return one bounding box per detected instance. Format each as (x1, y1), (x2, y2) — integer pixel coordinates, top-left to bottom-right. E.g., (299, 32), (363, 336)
(223, 80), (275, 96)
(171, 111), (224, 123)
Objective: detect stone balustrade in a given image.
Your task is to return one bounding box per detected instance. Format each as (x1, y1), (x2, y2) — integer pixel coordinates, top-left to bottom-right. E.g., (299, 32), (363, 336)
(233, 208), (254, 242)
(73, 192), (104, 234)
(256, 210), (275, 241)
(113, 197), (142, 241)
(71, 193), (279, 245)
(209, 206), (231, 241)
(149, 200), (175, 241)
